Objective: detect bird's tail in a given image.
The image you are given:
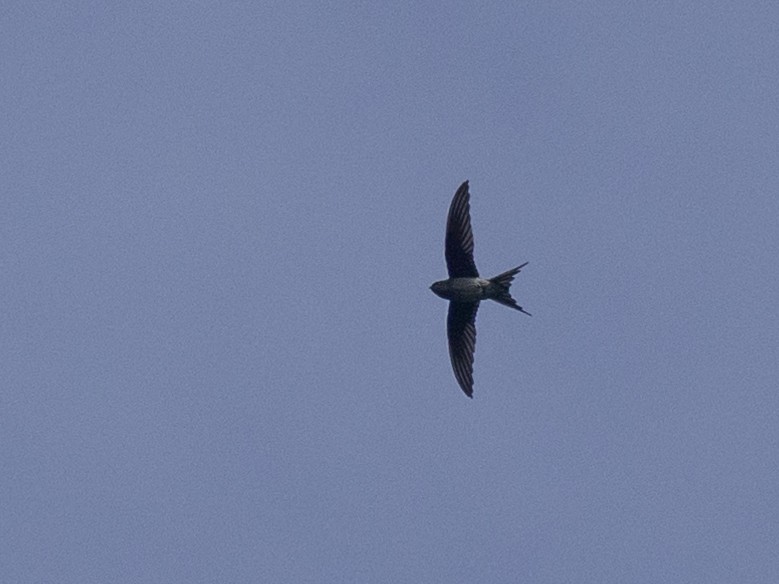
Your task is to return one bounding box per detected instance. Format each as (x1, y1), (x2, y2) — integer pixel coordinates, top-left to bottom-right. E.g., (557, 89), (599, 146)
(489, 262), (531, 316)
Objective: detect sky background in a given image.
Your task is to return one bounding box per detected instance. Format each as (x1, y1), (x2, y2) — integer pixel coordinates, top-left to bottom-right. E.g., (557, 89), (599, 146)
(2, 2), (778, 582)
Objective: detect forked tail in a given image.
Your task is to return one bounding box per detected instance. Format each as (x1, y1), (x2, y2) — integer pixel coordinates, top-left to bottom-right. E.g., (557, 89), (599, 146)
(489, 262), (531, 316)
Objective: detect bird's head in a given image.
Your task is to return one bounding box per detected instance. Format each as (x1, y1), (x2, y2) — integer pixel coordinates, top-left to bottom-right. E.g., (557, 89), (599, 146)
(430, 280), (448, 299)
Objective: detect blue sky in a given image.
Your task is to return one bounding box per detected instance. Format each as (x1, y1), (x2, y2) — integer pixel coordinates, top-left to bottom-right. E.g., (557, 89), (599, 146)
(2, 2), (778, 582)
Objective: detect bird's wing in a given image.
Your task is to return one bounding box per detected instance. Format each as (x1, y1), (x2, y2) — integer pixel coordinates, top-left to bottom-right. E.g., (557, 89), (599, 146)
(447, 301), (479, 398)
(445, 181), (479, 278)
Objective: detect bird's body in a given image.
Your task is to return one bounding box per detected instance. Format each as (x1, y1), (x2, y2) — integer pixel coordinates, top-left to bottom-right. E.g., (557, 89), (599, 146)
(431, 277), (485, 301)
(431, 277), (505, 303)
(430, 181), (530, 398)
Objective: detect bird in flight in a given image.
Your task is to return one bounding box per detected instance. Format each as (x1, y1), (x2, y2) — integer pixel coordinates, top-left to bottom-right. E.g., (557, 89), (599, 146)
(430, 181), (530, 398)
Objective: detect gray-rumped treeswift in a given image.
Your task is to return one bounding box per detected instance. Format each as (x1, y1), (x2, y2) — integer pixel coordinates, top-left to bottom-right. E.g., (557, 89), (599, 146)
(430, 181), (531, 398)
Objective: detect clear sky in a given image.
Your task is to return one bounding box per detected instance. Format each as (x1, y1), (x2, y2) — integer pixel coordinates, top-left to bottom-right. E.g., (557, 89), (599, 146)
(3, 2), (778, 583)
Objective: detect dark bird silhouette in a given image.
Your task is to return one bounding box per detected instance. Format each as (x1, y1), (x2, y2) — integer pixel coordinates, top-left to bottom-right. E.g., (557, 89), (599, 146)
(430, 181), (530, 397)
